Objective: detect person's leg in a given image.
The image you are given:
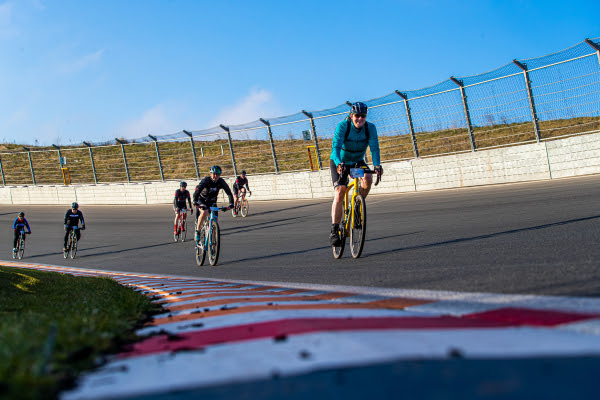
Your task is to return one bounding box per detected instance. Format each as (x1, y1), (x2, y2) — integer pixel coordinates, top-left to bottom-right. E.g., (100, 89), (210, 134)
(359, 174), (373, 198)
(174, 208), (179, 231)
(64, 227), (71, 248)
(75, 228), (81, 242)
(13, 230), (18, 249)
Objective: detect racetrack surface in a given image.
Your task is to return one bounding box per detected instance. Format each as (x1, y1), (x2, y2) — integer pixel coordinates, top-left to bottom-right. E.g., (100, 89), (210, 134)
(2, 174), (600, 297)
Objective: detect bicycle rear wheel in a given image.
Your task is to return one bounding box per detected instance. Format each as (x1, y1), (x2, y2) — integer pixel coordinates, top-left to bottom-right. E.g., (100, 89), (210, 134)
(241, 199), (249, 217)
(350, 194), (366, 259)
(17, 236), (25, 259)
(195, 226), (206, 266)
(70, 233), (78, 259)
(332, 225), (346, 259)
(208, 220), (220, 266)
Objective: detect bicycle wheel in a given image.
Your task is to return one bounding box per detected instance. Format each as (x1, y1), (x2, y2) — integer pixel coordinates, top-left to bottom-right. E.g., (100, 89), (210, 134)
(17, 236), (25, 259)
(332, 225), (346, 259)
(70, 233), (78, 259)
(241, 199), (249, 217)
(181, 217), (187, 242)
(208, 220), (220, 266)
(350, 194), (367, 259)
(195, 226), (206, 266)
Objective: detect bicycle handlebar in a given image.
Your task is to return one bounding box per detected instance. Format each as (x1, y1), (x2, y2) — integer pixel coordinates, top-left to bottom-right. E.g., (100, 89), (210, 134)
(341, 165), (381, 186)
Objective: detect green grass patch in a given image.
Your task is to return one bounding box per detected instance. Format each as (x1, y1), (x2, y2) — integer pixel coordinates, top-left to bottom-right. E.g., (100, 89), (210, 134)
(0, 266), (161, 399)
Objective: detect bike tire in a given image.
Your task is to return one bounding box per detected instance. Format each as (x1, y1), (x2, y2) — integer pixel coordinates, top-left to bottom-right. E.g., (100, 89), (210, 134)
(350, 194), (367, 259)
(196, 226), (206, 266)
(17, 236), (24, 259)
(208, 220), (220, 266)
(70, 233), (78, 259)
(332, 225), (346, 259)
(181, 217), (187, 242)
(241, 199), (249, 217)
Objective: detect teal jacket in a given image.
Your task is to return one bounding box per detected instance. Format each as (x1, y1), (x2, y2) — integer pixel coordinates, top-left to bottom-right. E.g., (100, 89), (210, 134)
(330, 119), (380, 166)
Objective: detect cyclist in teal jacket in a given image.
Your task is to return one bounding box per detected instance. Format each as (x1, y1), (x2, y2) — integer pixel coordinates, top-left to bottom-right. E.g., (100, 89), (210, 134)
(329, 101), (382, 246)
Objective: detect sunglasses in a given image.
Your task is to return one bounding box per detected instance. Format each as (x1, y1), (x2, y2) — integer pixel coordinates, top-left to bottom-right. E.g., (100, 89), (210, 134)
(353, 113), (367, 119)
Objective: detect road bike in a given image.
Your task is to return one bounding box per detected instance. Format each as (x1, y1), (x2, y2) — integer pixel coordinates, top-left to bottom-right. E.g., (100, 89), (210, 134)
(174, 208), (189, 242)
(196, 206), (230, 266)
(332, 166), (380, 259)
(13, 230), (29, 259)
(232, 190), (250, 218)
(64, 226), (81, 259)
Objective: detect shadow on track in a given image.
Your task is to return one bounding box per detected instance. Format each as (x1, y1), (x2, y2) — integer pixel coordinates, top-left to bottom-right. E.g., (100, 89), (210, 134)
(370, 214), (600, 257)
(26, 244), (114, 258)
(223, 216), (309, 235)
(248, 203), (322, 218)
(76, 241), (178, 258)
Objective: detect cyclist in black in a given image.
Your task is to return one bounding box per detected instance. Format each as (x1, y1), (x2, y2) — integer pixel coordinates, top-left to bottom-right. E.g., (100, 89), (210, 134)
(12, 211), (31, 254)
(193, 165), (234, 241)
(173, 181), (193, 234)
(232, 170), (252, 215)
(64, 202), (85, 251)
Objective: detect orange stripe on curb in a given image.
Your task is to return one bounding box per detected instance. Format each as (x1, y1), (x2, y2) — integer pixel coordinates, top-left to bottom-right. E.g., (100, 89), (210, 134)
(154, 288), (309, 303)
(151, 297), (432, 326)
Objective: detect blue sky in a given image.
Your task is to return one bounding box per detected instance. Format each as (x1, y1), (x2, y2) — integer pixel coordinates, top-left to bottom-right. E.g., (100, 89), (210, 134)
(0, 0), (598, 146)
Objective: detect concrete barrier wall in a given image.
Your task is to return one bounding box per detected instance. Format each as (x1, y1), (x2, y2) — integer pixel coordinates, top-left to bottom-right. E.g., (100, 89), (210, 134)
(1, 131), (598, 205)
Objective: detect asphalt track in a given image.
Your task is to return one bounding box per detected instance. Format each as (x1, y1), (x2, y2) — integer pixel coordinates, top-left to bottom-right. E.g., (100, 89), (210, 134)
(2, 174), (600, 297)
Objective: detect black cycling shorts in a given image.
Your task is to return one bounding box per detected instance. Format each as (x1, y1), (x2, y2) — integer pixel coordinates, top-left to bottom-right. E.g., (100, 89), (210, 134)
(330, 159), (368, 188)
(196, 198), (217, 210)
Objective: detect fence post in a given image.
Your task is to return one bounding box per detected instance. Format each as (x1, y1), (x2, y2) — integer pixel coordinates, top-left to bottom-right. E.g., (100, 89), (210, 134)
(148, 135), (164, 181)
(83, 142), (98, 184)
(585, 38), (600, 66)
(450, 77), (477, 151)
(512, 60), (541, 142)
(395, 91), (420, 158)
(0, 155), (5, 186)
(115, 138), (131, 183)
(220, 124), (238, 176)
(52, 144), (63, 182)
(260, 118), (280, 173)
(22, 147), (36, 185)
(183, 130), (200, 180)
(301, 110), (323, 170)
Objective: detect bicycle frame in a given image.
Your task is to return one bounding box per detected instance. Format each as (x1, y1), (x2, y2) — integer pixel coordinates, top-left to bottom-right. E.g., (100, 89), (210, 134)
(340, 168), (365, 237)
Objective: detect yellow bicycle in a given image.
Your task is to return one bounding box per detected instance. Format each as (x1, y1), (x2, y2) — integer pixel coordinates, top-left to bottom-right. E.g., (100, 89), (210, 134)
(332, 166), (380, 259)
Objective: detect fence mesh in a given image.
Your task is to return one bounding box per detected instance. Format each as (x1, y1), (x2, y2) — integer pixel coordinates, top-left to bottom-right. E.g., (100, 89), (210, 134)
(2, 38), (599, 186)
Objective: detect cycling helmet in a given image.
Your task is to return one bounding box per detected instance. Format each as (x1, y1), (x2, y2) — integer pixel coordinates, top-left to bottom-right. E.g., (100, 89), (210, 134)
(180, 181), (187, 187)
(241, 170), (246, 175)
(18, 212), (24, 217)
(209, 165), (222, 174)
(351, 102), (368, 115)
(71, 202), (79, 209)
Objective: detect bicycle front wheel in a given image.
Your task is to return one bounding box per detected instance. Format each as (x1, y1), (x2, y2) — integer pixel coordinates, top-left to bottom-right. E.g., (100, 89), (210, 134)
(195, 226), (206, 266)
(70, 234), (78, 259)
(350, 194), (367, 258)
(208, 220), (220, 266)
(241, 199), (249, 217)
(17, 236), (25, 259)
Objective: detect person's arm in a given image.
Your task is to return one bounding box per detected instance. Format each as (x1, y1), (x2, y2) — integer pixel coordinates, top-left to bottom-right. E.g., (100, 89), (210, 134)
(331, 120), (347, 166)
(25, 220), (31, 233)
(64, 211), (69, 225)
(221, 180), (234, 206)
(186, 191), (193, 211)
(368, 122), (381, 167)
(79, 211), (85, 228)
(173, 191), (179, 209)
(12, 218), (17, 230)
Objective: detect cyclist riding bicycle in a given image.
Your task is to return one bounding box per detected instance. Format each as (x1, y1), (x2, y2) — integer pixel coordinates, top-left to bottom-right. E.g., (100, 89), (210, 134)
(64, 202), (85, 252)
(233, 170), (252, 215)
(12, 211), (31, 254)
(329, 101), (383, 246)
(193, 165), (234, 241)
(174, 181), (193, 233)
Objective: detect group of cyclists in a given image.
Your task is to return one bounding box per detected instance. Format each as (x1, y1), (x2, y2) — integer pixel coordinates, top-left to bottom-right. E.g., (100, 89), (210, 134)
(10, 102), (382, 259)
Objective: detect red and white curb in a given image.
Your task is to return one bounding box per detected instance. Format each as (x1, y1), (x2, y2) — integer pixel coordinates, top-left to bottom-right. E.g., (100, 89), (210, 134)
(3, 261), (600, 400)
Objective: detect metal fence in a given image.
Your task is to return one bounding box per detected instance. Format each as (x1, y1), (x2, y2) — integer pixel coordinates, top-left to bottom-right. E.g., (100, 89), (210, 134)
(2, 38), (599, 186)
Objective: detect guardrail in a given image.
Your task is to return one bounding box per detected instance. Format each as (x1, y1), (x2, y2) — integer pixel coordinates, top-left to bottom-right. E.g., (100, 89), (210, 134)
(1, 37), (599, 186)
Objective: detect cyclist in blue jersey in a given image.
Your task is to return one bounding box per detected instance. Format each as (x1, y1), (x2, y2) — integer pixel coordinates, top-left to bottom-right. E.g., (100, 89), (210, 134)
(12, 212), (31, 254)
(329, 102), (383, 246)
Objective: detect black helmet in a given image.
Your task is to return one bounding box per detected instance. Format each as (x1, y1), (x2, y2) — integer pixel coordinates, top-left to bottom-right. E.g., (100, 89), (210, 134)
(351, 102), (368, 115)
(209, 165), (222, 174)
(18, 212), (24, 217)
(241, 170), (246, 175)
(180, 181), (187, 187)
(71, 202), (79, 209)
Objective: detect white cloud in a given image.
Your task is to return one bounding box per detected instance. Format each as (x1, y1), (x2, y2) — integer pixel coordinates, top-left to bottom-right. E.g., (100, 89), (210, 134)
(116, 104), (178, 140)
(209, 87), (281, 127)
(57, 49), (104, 74)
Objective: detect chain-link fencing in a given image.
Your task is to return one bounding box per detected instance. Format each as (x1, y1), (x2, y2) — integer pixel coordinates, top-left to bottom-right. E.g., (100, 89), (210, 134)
(1, 38), (599, 186)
